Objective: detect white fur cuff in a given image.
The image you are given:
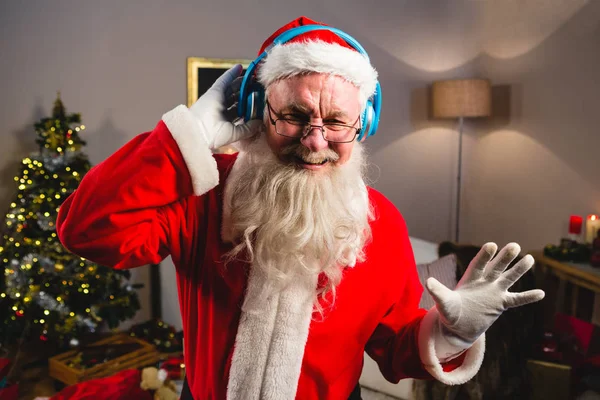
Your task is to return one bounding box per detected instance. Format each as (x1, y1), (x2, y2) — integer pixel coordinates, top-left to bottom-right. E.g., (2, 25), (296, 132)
(162, 105), (219, 196)
(418, 308), (485, 385)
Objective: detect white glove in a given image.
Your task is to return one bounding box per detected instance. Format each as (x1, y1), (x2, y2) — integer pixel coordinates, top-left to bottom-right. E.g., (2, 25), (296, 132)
(189, 64), (262, 150)
(425, 242), (545, 361)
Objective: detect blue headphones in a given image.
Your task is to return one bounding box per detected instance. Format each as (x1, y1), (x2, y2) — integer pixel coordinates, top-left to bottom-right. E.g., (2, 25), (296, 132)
(237, 25), (382, 142)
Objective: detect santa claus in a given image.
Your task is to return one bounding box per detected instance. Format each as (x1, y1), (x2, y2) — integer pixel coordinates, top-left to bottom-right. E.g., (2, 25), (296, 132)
(57, 16), (545, 400)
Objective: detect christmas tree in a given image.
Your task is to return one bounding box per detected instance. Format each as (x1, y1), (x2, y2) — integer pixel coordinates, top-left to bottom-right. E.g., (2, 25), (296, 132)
(0, 94), (141, 349)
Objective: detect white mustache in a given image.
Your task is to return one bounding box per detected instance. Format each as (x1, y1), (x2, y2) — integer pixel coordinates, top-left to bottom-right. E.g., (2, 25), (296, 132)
(282, 145), (340, 164)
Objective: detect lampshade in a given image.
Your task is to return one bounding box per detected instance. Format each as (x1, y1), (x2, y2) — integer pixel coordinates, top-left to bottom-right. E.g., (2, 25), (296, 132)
(432, 79), (492, 118)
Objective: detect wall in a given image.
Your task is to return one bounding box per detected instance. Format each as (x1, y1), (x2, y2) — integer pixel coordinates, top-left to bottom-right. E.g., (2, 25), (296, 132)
(1, 0), (598, 329)
(463, 0), (600, 250)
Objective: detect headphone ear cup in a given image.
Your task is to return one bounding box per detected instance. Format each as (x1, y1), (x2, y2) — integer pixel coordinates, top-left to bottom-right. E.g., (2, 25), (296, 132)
(237, 60), (263, 121)
(244, 86), (265, 121)
(365, 102), (375, 139)
(357, 101), (375, 142)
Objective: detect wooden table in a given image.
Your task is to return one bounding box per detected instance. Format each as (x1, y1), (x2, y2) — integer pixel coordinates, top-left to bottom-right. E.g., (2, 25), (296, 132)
(531, 251), (600, 326)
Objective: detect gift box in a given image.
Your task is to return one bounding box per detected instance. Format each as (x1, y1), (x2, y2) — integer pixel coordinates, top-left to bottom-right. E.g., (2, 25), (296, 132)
(553, 313), (600, 368)
(527, 359), (572, 400)
(533, 313), (600, 397)
(0, 358), (18, 400)
(0, 383), (19, 400)
(0, 359), (10, 379)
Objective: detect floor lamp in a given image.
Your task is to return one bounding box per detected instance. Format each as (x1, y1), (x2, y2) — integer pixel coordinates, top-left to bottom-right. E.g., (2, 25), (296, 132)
(432, 79), (491, 243)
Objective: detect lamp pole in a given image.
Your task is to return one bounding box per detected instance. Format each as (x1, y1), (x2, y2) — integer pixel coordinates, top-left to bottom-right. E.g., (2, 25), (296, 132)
(455, 116), (464, 243)
(431, 78), (491, 243)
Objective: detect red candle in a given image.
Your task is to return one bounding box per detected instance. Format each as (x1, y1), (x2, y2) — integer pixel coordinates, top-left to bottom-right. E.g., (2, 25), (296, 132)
(569, 215), (583, 234)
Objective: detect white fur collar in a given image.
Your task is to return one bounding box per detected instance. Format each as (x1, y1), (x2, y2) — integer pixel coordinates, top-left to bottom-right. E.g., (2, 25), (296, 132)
(227, 269), (317, 400)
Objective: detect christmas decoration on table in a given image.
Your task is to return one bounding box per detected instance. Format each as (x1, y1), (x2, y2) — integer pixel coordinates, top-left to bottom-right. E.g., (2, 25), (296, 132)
(128, 319), (183, 354)
(544, 240), (591, 263)
(543, 216), (591, 262)
(0, 94), (142, 350)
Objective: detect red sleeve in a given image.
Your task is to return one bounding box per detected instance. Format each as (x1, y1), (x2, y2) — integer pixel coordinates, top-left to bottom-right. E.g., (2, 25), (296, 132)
(57, 118), (201, 269)
(364, 189), (468, 383)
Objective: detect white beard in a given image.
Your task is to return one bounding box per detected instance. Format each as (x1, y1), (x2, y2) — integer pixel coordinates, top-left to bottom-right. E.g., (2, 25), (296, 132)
(222, 133), (373, 312)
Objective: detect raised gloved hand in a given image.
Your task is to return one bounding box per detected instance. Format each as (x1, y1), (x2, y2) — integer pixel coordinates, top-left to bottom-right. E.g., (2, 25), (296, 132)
(425, 242), (545, 360)
(189, 64), (262, 150)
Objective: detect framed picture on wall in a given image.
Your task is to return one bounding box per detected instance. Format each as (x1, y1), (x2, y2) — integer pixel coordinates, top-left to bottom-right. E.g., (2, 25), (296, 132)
(186, 57), (253, 107)
(186, 57), (254, 154)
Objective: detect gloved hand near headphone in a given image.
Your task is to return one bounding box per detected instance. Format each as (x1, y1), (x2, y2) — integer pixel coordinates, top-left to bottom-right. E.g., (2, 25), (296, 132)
(424, 242), (545, 361)
(189, 64), (262, 150)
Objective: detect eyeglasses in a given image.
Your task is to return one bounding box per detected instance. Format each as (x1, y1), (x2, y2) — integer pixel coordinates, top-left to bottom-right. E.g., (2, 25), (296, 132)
(266, 100), (360, 144)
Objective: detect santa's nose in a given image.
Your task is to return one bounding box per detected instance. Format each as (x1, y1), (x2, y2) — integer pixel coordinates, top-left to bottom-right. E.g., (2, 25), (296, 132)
(300, 127), (329, 153)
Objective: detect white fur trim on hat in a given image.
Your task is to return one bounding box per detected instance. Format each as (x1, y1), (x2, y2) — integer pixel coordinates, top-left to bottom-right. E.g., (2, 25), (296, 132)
(257, 41), (378, 106)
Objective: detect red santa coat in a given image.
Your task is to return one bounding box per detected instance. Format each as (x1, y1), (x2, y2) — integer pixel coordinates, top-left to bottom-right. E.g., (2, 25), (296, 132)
(56, 106), (484, 400)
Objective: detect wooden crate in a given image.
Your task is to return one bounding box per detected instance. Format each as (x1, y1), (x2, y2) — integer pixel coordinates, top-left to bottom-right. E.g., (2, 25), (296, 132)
(49, 333), (160, 386)
(158, 350), (183, 361)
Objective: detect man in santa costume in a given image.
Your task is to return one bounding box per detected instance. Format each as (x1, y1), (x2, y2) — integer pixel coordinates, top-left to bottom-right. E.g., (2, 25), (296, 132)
(56, 16), (545, 400)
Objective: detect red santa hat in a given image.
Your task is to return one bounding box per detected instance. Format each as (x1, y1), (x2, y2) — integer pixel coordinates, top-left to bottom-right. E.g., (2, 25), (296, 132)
(256, 16), (378, 106)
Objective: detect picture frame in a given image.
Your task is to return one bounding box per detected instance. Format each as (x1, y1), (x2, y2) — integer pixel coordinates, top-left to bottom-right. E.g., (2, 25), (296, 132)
(186, 57), (253, 107)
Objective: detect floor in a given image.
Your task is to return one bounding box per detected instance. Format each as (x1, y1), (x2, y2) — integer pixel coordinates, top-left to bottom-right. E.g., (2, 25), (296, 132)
(17, 363), (56, 400)
(361, 386), (403, 400)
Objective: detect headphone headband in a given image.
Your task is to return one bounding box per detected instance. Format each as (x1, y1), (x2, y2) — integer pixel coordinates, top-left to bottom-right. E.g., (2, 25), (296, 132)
(268, 25), (370, 61)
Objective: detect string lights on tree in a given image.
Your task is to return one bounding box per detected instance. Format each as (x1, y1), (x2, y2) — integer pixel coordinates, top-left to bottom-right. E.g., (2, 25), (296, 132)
(0, 93), (141, 348)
